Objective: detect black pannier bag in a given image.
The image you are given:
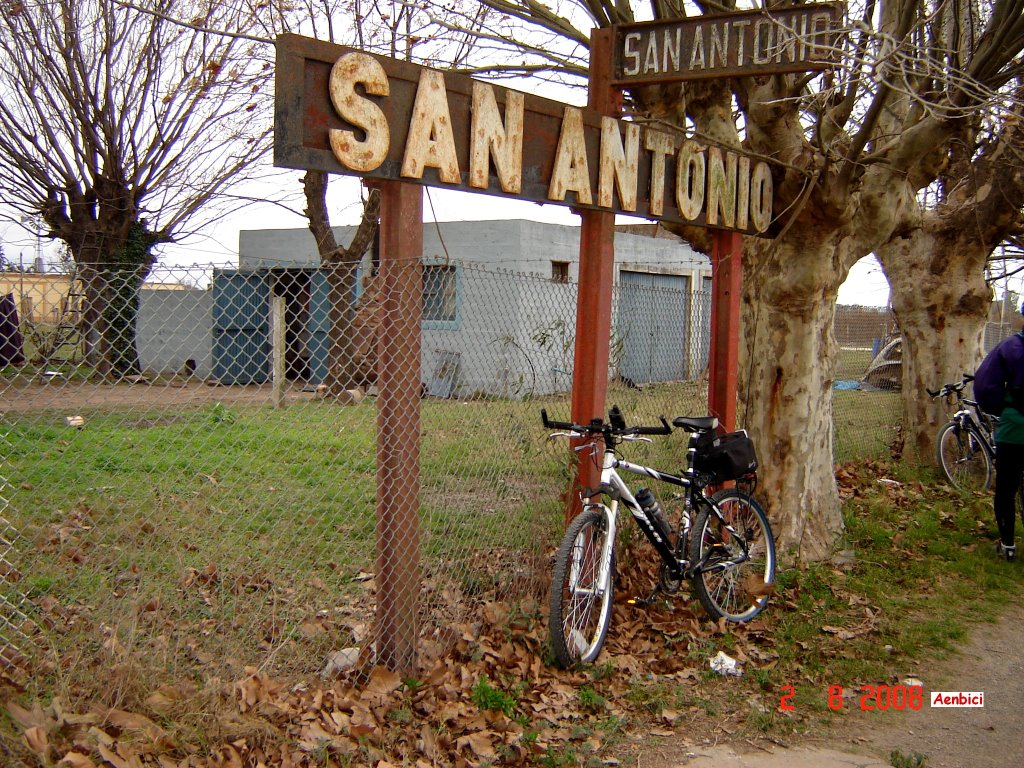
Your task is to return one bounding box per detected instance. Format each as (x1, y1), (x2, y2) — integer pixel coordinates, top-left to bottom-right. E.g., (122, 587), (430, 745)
(693, 430), (758, 481)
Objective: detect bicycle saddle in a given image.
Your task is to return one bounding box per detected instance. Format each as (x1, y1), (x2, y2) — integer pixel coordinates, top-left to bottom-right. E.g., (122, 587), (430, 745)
(672, 416), (719, 432)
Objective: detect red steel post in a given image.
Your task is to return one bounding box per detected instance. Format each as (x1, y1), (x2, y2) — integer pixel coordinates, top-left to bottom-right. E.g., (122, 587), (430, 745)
(707, 229), (743, 432)
(374, 180), (423, 676)
(569, 28), (620, 521)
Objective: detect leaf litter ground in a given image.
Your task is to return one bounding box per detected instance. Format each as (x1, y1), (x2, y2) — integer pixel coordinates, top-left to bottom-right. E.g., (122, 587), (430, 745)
(4, 460), (1017, 767)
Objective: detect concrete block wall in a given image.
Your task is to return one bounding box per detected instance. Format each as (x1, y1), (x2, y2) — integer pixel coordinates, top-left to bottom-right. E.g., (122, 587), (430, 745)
(137, 289), (213, 378)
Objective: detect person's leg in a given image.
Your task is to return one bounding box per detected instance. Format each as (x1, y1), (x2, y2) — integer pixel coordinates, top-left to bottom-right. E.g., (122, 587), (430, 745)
(993, 441), (1024, 554)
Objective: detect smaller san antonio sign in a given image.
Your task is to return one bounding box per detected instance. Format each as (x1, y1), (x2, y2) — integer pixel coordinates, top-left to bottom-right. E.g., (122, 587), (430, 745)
(613, 4), (844, 85)
(275, 34), (775, 236)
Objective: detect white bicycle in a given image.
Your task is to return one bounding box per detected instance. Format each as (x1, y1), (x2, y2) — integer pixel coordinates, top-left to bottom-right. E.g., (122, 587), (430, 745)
(543, 406), (777, 668)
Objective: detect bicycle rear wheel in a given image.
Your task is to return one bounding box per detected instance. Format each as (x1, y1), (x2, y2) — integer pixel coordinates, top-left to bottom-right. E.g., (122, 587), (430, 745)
(549, 508), (615, 668)
(689, 489), (776, 623)
(936, 421), (993, 492)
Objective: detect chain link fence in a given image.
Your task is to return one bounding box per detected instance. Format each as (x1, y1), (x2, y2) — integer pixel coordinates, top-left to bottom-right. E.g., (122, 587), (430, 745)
(0, 258), (1003, 692)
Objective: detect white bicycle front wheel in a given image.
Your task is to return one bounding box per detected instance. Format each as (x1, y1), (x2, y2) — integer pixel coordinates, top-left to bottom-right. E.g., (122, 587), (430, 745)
(549, 508), (615, 668)
(689, 489), (776, 623)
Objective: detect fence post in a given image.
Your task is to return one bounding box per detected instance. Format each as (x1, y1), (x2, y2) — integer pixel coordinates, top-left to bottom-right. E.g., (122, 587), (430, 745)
(374, 180), (422, 676)
(708, 229), (742, 432)
(569, 27), (619, 522)
(270, 294), (286, 408)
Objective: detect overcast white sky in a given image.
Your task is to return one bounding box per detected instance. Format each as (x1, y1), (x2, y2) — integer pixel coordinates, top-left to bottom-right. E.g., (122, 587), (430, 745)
(2, 179), (895, 306)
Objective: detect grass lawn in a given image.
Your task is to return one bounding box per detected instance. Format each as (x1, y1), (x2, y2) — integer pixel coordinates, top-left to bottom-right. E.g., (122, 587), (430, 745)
(1, 378), (903, 688)
(4, 368), (1024, 767)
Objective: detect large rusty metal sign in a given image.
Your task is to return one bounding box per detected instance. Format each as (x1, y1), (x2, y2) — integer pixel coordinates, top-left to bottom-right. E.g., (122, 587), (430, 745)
(275, 33), (774, 236)
(612, 4), (844, 85)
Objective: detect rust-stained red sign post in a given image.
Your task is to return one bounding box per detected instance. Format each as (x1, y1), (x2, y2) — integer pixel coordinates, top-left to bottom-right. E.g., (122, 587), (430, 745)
(570, 27), (620, 522)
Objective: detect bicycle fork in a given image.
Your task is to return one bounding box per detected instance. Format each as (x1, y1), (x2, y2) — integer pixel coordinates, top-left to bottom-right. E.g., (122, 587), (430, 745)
(573, 502), (617, 602)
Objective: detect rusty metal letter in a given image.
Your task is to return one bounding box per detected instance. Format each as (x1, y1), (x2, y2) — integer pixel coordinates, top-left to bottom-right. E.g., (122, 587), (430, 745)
(750, 161), (774, 233)
(598, 117), (639, 211)
(548, 107), (593, 205)
(736, 154), (751, 230)
(401, 69), (461, 184)
(644, 129), (675, 217)
(469, 82), (524, 194)
(329, 53), (391, 172)
(706, 147), (737, 228)
(675, 139), (706, 221)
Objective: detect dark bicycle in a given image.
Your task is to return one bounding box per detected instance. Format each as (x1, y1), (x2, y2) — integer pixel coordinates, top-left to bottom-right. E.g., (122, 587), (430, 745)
(928, 374), (997, 493)
(543, 406), (776, 668)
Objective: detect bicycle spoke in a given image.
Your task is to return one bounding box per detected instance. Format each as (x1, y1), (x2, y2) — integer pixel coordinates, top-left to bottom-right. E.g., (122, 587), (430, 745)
(689, 490), (776, 623)
(549, 510), (615, 667)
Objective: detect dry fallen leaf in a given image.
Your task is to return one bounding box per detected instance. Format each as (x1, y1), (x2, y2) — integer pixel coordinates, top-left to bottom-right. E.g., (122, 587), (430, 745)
(743, 575), (776, 597)
(59, 752), (97, 768)
(23, 725), (49, 756)
(455, 730), (496, 758)
(821, 625), (858, 640)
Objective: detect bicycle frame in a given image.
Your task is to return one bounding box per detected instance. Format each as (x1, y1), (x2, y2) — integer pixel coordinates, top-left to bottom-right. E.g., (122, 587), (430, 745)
(953, 409), (994, 452)
(931, 374), (997, 453)
(583, 441), (752, 584)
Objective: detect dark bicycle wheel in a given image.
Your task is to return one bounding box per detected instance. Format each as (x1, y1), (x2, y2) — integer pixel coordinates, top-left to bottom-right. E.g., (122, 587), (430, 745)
(549, 508), (615, 668)
(689, 489), (776, 623)
(936, 420), (993, 493)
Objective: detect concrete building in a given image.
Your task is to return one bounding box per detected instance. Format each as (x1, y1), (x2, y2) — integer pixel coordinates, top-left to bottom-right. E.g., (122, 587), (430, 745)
(230, 219), (712, 396)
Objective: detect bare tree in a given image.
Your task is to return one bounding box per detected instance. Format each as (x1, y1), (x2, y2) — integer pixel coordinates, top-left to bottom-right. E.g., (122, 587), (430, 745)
(879, 101), (1024, 460)
(0, 0), (277, 376)
(413, 0), (1024, 560)
(274, 0), (490, 394)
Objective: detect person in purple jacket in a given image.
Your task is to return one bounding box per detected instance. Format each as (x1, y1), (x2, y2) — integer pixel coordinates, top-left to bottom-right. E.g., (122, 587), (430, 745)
(973, 306), (1024, 562)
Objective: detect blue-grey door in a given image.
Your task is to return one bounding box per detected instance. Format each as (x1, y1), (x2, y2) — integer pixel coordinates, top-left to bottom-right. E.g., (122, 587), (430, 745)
(616, 271), (691, 384)
(212, 271), (270, 384)
(307, 271), (331, 385)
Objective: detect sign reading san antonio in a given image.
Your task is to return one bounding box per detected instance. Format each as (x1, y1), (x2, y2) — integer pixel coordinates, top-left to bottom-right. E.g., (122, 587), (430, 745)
(275, 34), (775, 236)
(612, 4), (843, 84)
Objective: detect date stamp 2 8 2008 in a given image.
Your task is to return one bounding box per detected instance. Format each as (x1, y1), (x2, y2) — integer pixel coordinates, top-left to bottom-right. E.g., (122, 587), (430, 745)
(777, 684), (984, 712)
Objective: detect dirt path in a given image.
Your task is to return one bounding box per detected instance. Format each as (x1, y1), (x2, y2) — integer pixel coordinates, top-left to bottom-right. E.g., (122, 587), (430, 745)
(0, 377), (319, 414)
(821, 601), (1024, 768)
(628, 602), (1024, 768)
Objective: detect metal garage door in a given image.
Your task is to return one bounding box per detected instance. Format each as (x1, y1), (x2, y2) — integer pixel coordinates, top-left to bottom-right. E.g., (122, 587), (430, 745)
(212, 270), (270, 384)
(616, 270), (691, 384)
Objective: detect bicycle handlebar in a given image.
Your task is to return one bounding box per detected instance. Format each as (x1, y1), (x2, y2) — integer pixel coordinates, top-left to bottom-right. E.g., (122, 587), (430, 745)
(541, 408), (671, 437)
(927, 373), (975, 400)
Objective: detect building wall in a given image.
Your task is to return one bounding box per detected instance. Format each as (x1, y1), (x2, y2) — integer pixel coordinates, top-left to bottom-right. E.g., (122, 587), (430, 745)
(0, 273), (72, 323)
(238, 219), (710, 278)
(238, 220), (712, 397)
(137, 289), (213, 378)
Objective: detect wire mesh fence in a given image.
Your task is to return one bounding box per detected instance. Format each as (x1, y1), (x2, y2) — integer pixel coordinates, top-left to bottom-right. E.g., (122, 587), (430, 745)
(0, 257), (1004, 691)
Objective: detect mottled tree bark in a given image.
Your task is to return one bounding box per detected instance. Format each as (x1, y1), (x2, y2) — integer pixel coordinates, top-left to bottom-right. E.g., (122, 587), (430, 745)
(739, 168), (910, 559)
(879, 117), (1024, 461)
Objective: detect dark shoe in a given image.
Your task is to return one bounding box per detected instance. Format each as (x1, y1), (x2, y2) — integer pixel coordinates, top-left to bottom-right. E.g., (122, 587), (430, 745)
(996, 542), (1017, 561)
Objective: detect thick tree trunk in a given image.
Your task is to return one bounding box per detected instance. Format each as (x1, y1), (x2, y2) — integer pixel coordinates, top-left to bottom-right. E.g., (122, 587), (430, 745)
(43, 192), (158, 379)
(303, 171), (380, 394)
(103, 267), (146, 377)
(879, 227), (992, 462)
(742, 235), (846, 562)
(79, 268), (110, 376)
(879, 115), (1024, 462)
